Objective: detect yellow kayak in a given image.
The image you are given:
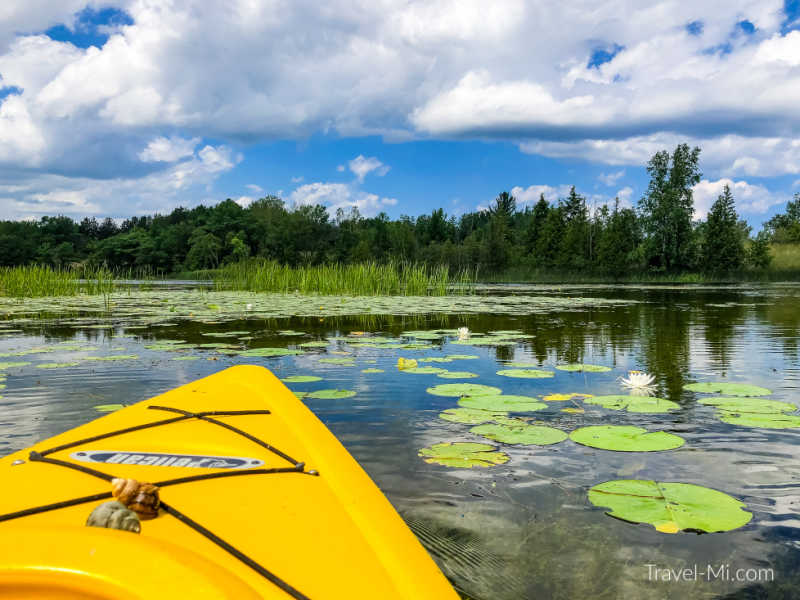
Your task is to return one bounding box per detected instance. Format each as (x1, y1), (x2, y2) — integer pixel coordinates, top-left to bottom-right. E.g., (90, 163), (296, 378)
(0, 365), (458, 599)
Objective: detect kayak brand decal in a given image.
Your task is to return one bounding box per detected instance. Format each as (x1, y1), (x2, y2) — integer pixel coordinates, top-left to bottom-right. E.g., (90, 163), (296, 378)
(70, 450), (265, 469)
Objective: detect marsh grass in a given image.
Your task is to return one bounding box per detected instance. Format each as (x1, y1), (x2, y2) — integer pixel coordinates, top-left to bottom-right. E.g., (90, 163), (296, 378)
(213, 259), (476, 296)
(0, 265), (115, 298)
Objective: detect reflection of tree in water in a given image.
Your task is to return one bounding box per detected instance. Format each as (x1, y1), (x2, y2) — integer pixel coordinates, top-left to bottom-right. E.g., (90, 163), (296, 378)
(754, 294), (800, 363)
(638, 304), (692, 401)
(702, 304), (747, 372)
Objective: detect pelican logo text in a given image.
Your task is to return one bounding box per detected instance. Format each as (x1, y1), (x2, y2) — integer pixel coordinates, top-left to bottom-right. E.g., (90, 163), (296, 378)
(70, 451), (264, 469)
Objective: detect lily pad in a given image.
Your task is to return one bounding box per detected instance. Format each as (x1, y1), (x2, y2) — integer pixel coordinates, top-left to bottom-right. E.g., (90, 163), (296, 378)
(496, 369), (554, 379)
(543, 393), (593, 402)
(417, 357), (454, 363)
(446, 355), (479, 360)
(401, 366), (449, 374)
(555, 364), (612, 373)
(318, 358), (356, 365)
(84, 355), (139, 362)
(717, 411), (800, 428)
(171, 356), (200, 361)
(570, 426), (685, 452)
(281, 375), (323, 383)
(426, 383), (502, 397)
(0, 362), (31, 370)
(94, 404), (124, 412)
(361, 368), (384, 373)
(418, 442), (509, 468)
(439, 407), (508, 424)
(36, 362), (80, 369)
(292, 391), (308, 399)
(684, 382), (772, 397)
(561, 407), (585, 414)
(436, 371), (479, 379)
(306, 389), (357, 399)
(459, 394), (547, 412)
(299, 341), (330, 348)
(239, 348), (303, 357)
(471, 423), (567, 446)
(584, 395), (680, 414)
(697, 397), (796, 414)
(587, 479), (752, 533)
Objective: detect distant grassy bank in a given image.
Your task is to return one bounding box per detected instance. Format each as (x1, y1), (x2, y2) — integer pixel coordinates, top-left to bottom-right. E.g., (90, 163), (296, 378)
(2, 244), (800, 298)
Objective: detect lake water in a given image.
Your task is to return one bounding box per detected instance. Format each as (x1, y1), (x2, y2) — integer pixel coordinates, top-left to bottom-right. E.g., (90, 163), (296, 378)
(1, 283), (800, 599)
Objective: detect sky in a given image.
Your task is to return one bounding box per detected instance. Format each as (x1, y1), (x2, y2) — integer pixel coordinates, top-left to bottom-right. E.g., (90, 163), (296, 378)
(1, 1), (799, 229)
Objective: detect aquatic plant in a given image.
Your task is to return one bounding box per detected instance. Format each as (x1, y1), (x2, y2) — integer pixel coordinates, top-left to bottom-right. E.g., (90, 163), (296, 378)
(684, 382), (772, 397)
(0, 264), (115, 298)
(570, 426), (685, 452)
(584, 395), (679, 414)
(471, 423), (568, 446)
(418, 442), (509, 468)
(587, 479), (752, 533)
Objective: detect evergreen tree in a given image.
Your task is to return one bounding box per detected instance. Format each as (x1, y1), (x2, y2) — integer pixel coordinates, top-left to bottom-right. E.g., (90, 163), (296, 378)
(596, 199), (641, 277)
(639, 144), (701, 271)
(702, 184), (744, 273)
(523, 193), (549, 254)
(746, 231), (773, 269)
(557, 187), (589, 270)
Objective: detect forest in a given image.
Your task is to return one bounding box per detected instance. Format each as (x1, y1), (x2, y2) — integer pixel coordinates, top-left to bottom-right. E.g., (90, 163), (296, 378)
(0, 144), (797, 278)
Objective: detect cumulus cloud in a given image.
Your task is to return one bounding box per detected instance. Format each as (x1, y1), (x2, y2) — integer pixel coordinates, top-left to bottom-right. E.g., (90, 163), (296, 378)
(692, 178), (787, 220)
(510, 184), (573, 205)
(1, 0), (800, 216)
(138, 135), (199, 162)
(598, 170), (625, 186)
(289, 182), (397, 217)
(245, 183), (263, 193)
(347, 155), (390, 182)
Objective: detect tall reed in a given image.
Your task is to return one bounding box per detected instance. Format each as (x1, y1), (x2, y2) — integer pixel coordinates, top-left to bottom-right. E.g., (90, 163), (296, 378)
(0, 265), (116, 298)
(213, 259), (476, 296)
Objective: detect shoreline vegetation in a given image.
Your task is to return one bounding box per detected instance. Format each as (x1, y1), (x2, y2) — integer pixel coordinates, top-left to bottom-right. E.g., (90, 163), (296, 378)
(2, 144), (800, 297)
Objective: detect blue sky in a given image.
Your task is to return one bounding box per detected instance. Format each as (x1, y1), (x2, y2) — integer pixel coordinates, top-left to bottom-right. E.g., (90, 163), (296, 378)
(1, 1), (799, 228)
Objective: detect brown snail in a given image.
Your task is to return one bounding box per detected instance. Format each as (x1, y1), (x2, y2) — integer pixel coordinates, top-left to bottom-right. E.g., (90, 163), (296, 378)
(112, 478), (160, 519)
(86, 500), (141, 533)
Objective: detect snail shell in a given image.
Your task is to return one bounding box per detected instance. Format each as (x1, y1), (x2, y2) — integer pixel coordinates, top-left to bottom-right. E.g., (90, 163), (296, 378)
(86, 500), (141, 533)
(112, 478), (161, 520)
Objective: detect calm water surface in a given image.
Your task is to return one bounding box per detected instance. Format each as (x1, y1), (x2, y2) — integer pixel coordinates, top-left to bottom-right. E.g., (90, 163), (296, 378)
(2, 283), (800, 599)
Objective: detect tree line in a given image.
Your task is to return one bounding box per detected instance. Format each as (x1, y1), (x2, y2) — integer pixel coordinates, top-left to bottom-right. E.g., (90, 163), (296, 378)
(0, 143), (794, 277)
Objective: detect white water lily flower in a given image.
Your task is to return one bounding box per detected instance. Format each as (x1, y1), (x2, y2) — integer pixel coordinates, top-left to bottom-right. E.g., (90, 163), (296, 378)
(245, 303), (253, 311)
(620, 370), (656, 390)
(457, 327), (470, 341)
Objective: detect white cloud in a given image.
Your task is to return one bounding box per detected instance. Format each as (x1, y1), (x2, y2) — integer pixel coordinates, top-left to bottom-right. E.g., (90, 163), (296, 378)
(138, 135), (199, 162)
(336, 165), (345, 172)
(692, 178), (787, 220)
(510, 184), (573, 205)
(233, 195), (254, 208)
(598, 170), (625, 186)
(616, 186), (634, 206)
(290, 176), (304, 183)
(289, 181), (397, 217)
(245, 183), (263, 193)
(347, 155), (390, 182)
(0, 0), (799, 217)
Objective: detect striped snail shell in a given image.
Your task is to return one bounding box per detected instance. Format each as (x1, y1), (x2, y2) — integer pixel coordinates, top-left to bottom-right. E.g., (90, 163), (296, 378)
(112, 478), (161, 520)
(86, 500), (141, 533)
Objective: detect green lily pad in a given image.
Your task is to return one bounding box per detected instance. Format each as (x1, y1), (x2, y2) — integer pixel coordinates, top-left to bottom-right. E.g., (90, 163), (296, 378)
(496, 369), (554, 379)
(0, 362), (31, 370)
(361, 368), (384, 373)
(436, 371), (478, 379)
(278, 330), (306, 336)
(555, 364), (612, 373)
(459, 394), (547, 412)
(418, 442), (510, 468)
(426, 383), (502, 397)
(292, 391), (308, 399)
(471, 423), (567, 446)
(171, 356), (200, 361)
(306, 389), (357, 399)
(281, 375), (323, 383)
(94, 404), (124, 412)
(584, 395), (680, 414)
(202, 331), (250, 337)
(446, 355), (479, 360)
(697, 397), (796, 414)
(196, 343), (239, 349)
(401, 366), (449, 374)
(587, 479), (752, 533)
(417, 357), (454, 363)
(402, 332), (444, 340)
(718, 411), (800, 429)
(84, 355), (139, 362)
(299, 341), (330, 348)
(239, 348), (304, 357)
(506, 362), (540, 368)
(570, 426), (685, 452)
(439, 407), (508, 424)
(36, 362), (81, 369)
(684, 382), (772, 397)
(318, 358), (356, 365)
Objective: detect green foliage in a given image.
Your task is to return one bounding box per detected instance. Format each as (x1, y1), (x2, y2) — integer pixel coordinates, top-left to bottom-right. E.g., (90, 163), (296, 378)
(471, 423), (568, 446)
(684, 382), (771, 396)
(418, 442), (510, 468)
(638, 144), (702, 271)
(764, 193), (800, 243)
(587, 479), (752, 533)
(702, 184), (745, 273)
(569, 426), (684, 452)
(747, 231), (773, 269)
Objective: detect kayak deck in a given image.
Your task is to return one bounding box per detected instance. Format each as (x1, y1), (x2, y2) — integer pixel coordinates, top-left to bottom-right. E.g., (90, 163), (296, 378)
(0, 365), (458, 599)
